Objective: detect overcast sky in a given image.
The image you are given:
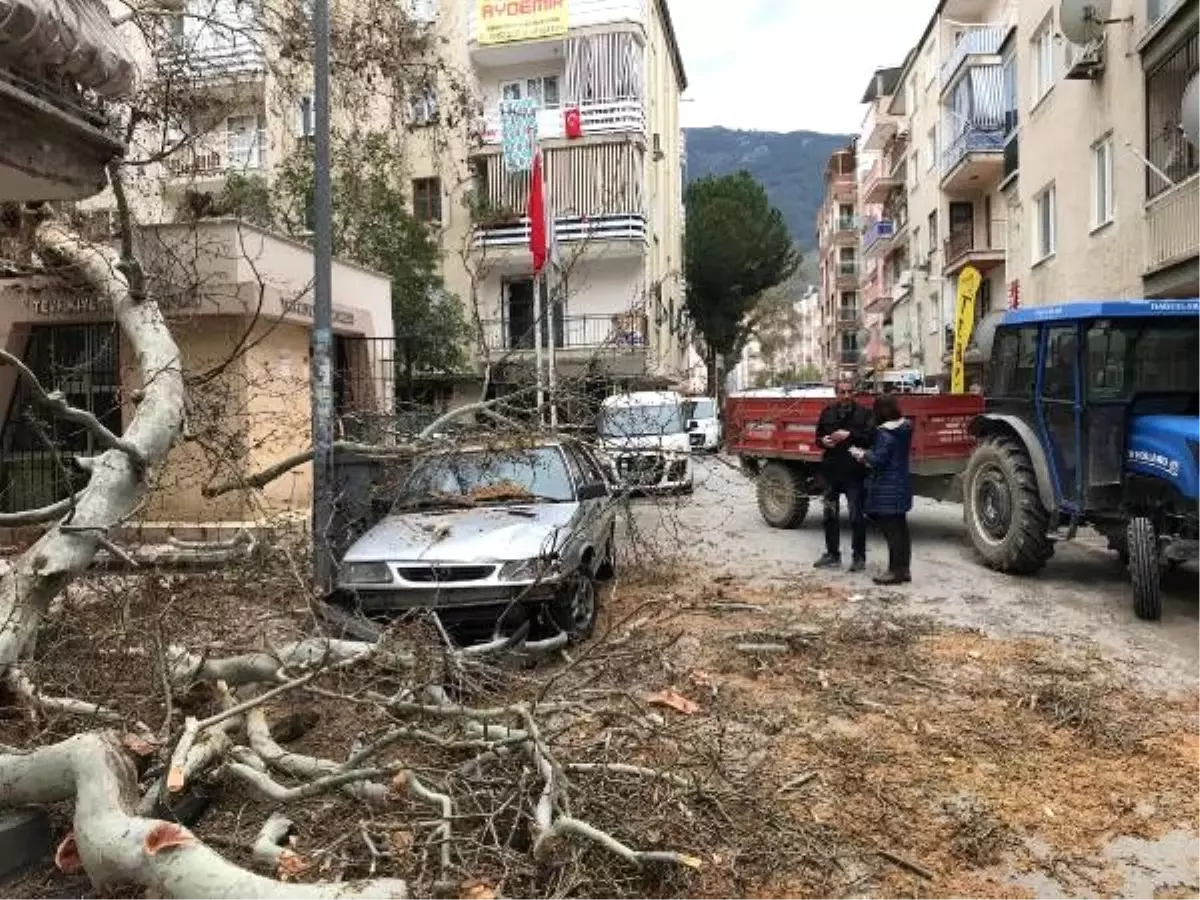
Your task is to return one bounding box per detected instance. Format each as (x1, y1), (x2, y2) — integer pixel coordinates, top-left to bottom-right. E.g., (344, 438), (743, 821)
(671, 0), (931, 135)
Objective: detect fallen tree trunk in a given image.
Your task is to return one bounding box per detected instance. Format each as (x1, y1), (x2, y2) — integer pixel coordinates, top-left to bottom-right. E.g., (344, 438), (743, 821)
(0, 218), (185, 668)
(0, 732), (408, 898)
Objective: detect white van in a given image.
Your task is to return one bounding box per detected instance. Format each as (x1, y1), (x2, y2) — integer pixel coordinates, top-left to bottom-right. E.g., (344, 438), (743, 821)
(684, 396), (721, 452)
(595, 391), (693, 493)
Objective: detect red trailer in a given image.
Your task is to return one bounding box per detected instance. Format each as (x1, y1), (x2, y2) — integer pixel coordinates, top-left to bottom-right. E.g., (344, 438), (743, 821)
(724, 392), (985, 528)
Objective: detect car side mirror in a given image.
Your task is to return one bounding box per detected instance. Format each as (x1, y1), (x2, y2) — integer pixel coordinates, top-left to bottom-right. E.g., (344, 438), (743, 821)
(577, 482), (609, 501)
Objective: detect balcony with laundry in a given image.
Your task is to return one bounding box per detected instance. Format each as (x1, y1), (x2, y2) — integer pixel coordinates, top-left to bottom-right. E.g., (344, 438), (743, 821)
(860, 149), (904, 205)
(939, 62), (1005, 194)
(469, 142), (647, 255)
(475, 58), (646, 146)
(467, 0), (651, 62)
(154, 0), (266, 91)
(0, 0), (135, 200)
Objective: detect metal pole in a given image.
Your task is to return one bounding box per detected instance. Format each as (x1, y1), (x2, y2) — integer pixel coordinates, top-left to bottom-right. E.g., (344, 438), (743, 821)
(533, 271), (545, 427)
(310, 0), (334, 593)
(547, 270), (558, 430)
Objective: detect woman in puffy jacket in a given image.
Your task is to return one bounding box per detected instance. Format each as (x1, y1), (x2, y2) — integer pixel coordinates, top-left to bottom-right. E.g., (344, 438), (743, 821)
(850, 393), (913, 585)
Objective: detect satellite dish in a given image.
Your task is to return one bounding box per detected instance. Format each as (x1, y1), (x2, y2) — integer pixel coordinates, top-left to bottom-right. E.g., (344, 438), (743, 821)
(1182, 74), (1199, 149)
(1059, 0), (1111, 44)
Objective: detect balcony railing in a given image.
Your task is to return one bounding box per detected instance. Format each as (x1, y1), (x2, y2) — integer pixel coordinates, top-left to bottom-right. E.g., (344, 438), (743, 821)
(471, 142), (644, 224)
(1145, 174), (1199, 273)
(944, 224), (1006, 266)
(839, 349), (862, 366)
(473, 214), (647, 249)
(940, 24), (1007, 89)
(862, 219), (895, 252)
(836, 260), (859, 277)
(480, 313), (649, 352)
(479, 99), (645, 143)
(163, 130), (266, 177)
(159, 35), (267, 79)
(837, 307), (860, 325)
(941, 128), (1004, 176)
(836, 215), (858, 232)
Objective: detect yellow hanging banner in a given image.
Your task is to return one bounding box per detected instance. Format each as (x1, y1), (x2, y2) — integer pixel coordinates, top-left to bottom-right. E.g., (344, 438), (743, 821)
(951, 264), (982, 394)
(475, 0), (569, 45)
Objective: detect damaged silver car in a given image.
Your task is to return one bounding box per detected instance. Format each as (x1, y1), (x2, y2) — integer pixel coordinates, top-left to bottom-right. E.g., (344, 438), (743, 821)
(337, 438), (618, 643)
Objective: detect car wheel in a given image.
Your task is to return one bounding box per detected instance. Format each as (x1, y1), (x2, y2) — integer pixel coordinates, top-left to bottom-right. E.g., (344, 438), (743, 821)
(596, 527), (617, 581)
(547, 573), (598, 643)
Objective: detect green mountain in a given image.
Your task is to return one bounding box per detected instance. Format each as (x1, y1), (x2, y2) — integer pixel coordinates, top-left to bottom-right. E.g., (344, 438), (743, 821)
(684, 126), (854, 253)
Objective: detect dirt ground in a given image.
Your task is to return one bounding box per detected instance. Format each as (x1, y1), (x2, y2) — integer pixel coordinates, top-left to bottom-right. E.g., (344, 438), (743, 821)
(2, 542), (1197, 899)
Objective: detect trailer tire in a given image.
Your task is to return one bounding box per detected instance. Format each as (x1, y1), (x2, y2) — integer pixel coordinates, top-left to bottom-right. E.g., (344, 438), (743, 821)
(756, 461), (809, 529)
(963, 436), (1053, 574)
(1127, 517), (1161, 621)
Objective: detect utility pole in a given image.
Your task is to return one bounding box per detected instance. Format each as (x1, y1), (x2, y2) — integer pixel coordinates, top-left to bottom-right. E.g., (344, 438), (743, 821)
(310, 0), (334, 593)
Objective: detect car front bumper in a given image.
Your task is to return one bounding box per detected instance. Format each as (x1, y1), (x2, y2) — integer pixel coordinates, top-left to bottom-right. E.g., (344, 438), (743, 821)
(607, 452), (691, 491)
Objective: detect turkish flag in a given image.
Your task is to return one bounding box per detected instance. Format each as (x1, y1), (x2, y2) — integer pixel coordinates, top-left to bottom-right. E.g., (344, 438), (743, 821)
(528, 150), (548, 274)
(564, 107), (582, 139)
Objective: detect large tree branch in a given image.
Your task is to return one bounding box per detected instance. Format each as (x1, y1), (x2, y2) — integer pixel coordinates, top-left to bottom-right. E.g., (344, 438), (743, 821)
(0, 218), (185, 669)
(0, 732), (408, 898)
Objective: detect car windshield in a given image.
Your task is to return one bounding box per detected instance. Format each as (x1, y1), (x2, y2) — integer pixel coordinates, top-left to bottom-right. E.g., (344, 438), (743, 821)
(598, 404), (684, 437)
(399, 446), (574, 508)
(1087, 319), (1199, 399)
(689, 399), (715, 419)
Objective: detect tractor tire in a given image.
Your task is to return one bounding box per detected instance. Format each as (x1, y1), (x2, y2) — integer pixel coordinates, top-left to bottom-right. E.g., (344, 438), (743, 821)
(1127, 517), (1162, 621)
(756, 461), (809, 529)
(963, 436), (1054, 575)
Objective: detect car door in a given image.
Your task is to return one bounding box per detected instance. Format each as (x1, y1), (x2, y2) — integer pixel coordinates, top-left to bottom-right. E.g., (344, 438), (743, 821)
(1038, 323), (1083, 511)
(566, 441), (612, 566)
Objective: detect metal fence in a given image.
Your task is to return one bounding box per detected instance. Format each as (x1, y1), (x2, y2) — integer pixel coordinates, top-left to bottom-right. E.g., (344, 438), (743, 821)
(0, 323), (121, 514)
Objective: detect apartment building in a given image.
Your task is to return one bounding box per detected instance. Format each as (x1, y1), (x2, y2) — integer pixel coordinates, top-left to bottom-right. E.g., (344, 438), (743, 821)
(857, 65), (909, 373)
(816, 142), (862, 381)
(450, 0), (691, 395)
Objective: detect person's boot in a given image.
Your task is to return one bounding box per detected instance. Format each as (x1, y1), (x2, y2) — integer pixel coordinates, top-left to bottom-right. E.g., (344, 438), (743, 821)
(813, 552), (841, 569)
(848, 556), (867, 573)
(872, 570), (910, 585)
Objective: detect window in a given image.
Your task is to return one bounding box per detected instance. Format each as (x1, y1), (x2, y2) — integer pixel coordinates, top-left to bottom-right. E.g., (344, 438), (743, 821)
(1031, 18), (1057, 104)
(1144, 30), (1198, 198)
(837, 203), (855, 230)
(927, 210), (938, 247)
(296, 95), (314, 139)
(413, 177), (442, 224)
(1042, 325), (1078, 400)
(1147, 0), (1172, 27)
(1033, 184), (1056, 261)
(989, 326), (1039, 397)
(408, 82), (438, 126)
(926, 126), (937, 171)
(1087, 318), (1199, 399)
(226, 115), (264, 169)
(907, 78), (917, 114)
(500, 75), (561, 109)
(911, 148), (920, 184)
(1091, 136), (1114, 228)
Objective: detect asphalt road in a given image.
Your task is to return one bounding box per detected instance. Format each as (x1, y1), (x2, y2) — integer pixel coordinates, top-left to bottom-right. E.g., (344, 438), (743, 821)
(632, 454), (1199, 694)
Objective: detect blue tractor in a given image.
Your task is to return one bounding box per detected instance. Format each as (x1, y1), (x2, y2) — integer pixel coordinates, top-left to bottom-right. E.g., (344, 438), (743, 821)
(963, 299), (1199, 620)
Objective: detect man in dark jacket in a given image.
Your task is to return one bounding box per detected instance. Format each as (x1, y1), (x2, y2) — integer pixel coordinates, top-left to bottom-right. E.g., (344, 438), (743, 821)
(851, 392), (914, 584)
(813, 380), (874, 571)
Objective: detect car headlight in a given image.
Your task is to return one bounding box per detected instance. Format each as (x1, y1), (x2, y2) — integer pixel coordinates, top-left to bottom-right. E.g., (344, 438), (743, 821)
(341, 562), (393, 584)
(499, 557), (563, 582)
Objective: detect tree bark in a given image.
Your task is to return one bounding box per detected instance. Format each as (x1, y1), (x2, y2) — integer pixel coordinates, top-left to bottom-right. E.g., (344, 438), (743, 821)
(0, 732), (407, 898)
(0, 219), (185, 668)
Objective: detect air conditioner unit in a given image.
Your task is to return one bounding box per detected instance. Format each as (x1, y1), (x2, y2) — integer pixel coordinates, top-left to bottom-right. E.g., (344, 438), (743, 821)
(1065, 37), (1106, 80)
